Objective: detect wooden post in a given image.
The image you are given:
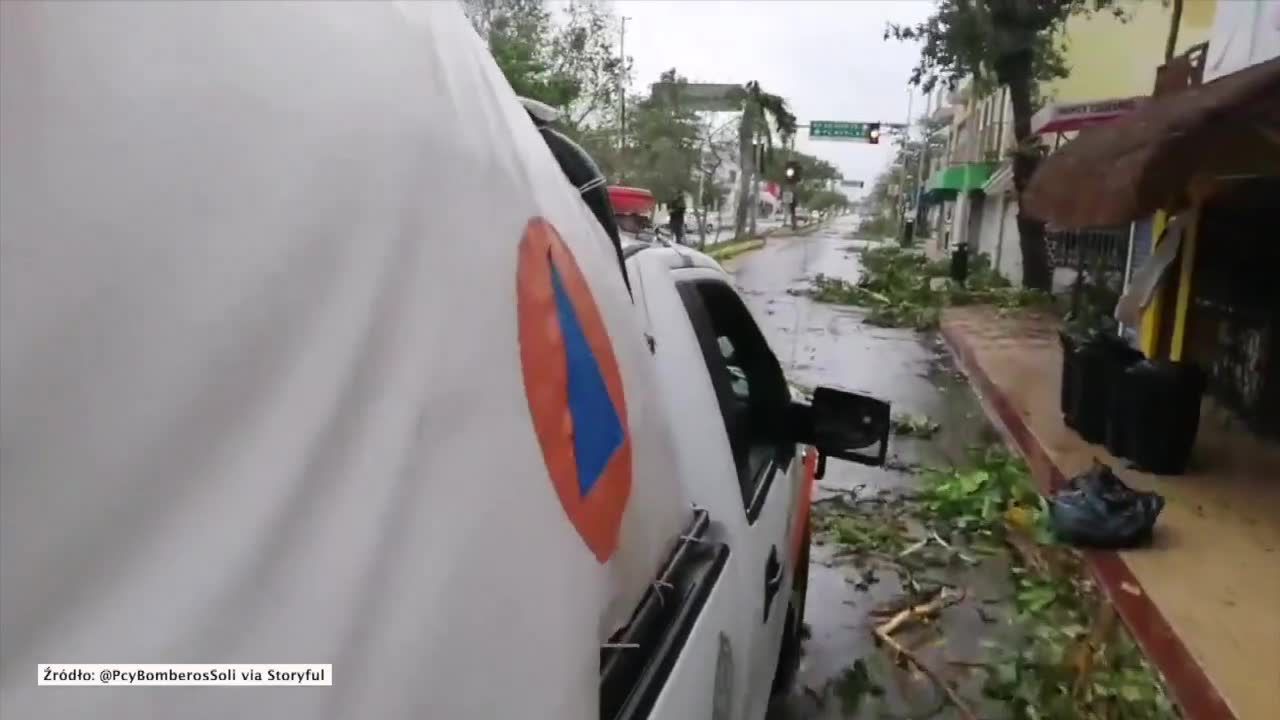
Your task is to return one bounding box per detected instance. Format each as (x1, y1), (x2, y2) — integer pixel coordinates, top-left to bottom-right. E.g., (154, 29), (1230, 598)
(1170, 183), (1211, 360)
(1140, 211), (1169, 359)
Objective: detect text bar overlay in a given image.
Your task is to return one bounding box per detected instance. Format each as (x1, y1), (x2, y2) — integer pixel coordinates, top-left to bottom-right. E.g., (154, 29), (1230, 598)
(39, 664), (332, 686)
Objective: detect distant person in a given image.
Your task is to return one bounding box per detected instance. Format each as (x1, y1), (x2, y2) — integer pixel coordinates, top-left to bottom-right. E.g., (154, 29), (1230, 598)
(668, 193), (686, 244)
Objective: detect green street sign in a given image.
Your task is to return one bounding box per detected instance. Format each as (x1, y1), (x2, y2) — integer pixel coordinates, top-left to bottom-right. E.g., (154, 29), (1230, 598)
(809, 121), (870, 140)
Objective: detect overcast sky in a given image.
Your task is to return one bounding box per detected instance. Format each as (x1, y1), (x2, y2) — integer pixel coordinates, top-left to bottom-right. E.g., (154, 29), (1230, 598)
(611, 0), (934, 198)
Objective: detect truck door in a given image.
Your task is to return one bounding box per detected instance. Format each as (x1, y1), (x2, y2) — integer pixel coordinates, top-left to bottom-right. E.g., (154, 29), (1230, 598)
(673, 273), (800, 716)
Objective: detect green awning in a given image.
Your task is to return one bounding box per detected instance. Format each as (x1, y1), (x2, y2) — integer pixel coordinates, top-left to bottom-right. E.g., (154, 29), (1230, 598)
(926, 162), (996, 196)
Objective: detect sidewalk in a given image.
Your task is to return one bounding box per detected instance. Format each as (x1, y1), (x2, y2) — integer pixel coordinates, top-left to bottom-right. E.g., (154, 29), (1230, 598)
(940, 306), (1280, 720)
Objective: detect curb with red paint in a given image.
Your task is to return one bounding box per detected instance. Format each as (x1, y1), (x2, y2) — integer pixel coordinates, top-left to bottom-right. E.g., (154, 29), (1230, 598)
(939, 320), (1237, 720)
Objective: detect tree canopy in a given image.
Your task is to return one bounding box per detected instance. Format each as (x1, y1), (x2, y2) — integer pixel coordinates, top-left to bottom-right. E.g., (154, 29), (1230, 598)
(885, 0), (1124, 289)
(885, 0), (1122, 95)
(464, 3), (816, 242)
(617, 69), (703, 203)
(806, 189), (850, 217)
(464, 0), (625, 130)
(761, 149), (841, 208)
(761, 150), (840, 188)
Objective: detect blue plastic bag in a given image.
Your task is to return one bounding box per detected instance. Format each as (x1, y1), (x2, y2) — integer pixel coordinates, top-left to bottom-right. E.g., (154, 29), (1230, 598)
(1049, 461), (1164, 548)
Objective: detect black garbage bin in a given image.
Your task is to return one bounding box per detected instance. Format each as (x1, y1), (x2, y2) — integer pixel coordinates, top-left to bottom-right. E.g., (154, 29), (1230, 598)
(1067, 339), (1110, 443)
(950, 243), (969, 286)
(1065, 334), (1142, 445)
(1126, 361), (1205, 475)
(1103, 341), (1147, 459)
(1059, 330), (1081, 425)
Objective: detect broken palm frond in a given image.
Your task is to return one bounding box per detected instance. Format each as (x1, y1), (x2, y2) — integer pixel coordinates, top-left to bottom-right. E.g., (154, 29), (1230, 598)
(872, 587), (978, 720)
(809, 245), (1051, 329)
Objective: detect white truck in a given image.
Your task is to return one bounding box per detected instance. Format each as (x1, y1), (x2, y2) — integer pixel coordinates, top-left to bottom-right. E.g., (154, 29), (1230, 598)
(0, 3), (890, 720)
(599, 238), (891, 720)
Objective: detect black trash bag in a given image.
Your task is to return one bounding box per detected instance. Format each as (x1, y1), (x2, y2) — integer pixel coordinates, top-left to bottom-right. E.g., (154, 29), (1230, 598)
(1048, 461), (1164, 548)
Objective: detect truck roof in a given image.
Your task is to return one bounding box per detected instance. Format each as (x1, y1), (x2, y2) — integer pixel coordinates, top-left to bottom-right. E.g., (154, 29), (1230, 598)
(622, 239), (731, 274)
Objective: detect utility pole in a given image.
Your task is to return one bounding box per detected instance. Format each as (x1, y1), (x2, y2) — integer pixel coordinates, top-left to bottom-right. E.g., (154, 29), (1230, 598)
(787, 133), (797, 229)
(696, 115), (711, 248)
(896, 88), (914, 242)
(618, 16), (628, 154)
(910, 89), (933, 240)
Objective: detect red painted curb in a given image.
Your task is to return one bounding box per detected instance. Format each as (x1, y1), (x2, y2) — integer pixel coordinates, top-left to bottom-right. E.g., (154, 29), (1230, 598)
(940, 320), (1238, 720)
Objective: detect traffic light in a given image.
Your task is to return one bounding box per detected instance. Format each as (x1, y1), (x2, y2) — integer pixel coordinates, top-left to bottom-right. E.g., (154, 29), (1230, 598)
(866, 123), (882, 145)
(784, 160), (802, 184)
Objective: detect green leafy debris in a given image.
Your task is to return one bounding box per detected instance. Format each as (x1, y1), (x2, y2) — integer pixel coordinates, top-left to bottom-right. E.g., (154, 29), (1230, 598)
(812, 445), (1178, 720)
(916, 446), (1046, 540)
(809, 246), (1052, 329)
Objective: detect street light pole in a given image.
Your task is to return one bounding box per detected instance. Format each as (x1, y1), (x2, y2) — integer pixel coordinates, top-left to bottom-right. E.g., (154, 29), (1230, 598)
(787, 133), (797, 229)
(696, 114), (711, 247)
(896, 88), (914, 242)
(910, 89), (934, 241)
(618, 16), (628, 154)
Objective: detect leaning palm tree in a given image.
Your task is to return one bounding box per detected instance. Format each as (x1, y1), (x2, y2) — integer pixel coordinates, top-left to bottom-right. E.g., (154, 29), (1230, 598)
(732, 81), (796, 239)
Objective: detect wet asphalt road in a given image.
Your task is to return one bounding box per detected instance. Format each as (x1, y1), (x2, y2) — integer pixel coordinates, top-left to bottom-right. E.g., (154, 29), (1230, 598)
(722, 218), (1012, 719)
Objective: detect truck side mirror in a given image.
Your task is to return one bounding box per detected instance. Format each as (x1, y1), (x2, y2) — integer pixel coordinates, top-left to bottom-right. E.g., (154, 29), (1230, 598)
(788, 386), (890, 476)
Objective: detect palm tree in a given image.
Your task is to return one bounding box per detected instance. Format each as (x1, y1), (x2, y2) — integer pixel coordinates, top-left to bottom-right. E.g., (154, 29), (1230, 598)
(732, 81), (796, 239)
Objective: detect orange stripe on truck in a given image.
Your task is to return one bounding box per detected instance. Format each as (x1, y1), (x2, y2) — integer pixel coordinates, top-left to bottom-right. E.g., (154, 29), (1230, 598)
(791, 447), (818, 567)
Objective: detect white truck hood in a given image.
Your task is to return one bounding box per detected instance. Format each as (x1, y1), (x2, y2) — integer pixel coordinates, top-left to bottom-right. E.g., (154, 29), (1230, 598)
(0, 2), (689, 718)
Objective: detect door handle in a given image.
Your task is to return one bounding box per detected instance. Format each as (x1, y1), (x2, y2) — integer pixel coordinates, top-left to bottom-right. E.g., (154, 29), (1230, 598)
(763, 545), (785, 622)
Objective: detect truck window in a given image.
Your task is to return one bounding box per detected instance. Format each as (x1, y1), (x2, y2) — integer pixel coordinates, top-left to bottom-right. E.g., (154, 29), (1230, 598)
(676, 279), (793, 519)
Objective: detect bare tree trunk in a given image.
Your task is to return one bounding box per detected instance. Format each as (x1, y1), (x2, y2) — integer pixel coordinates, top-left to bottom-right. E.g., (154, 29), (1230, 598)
(1004, 53), (1053, 291)
(733, 113), (754, 239)
(1165, 0), (1184, 62)
(749, 171), (760, 236)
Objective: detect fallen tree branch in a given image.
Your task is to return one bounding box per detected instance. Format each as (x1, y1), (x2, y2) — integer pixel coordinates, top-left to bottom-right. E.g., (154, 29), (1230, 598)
(874, 629), (979, 720)
(872, 588), (978, 720)
(899, 537), (930, 558)
(870, 591), (931, 619)
(874, 587), (961, 635)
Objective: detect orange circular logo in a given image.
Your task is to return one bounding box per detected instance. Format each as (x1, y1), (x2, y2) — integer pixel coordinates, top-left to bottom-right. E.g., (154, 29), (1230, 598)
(516, 218), (631, 563)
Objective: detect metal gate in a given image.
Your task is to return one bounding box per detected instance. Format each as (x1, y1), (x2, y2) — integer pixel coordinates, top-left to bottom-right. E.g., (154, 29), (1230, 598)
(1046, 226), (1129, 272)
(1189, 193), (1279, 437)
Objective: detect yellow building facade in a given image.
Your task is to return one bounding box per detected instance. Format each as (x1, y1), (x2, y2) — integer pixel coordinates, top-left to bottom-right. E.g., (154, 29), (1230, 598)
(1046, 0), (1217, 103)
